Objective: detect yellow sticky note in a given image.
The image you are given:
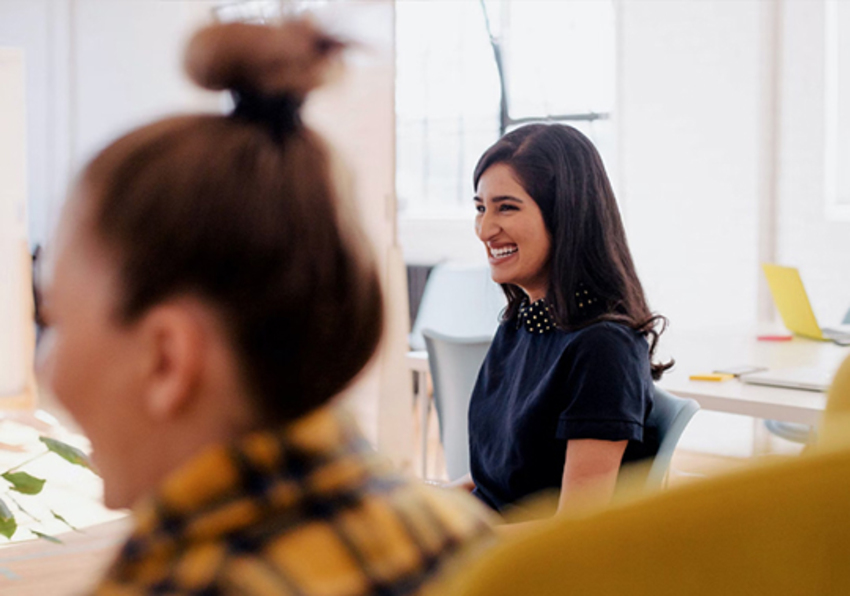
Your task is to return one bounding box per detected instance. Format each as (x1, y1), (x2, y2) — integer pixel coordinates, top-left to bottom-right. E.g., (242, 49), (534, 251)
(689, 373), (735, 382)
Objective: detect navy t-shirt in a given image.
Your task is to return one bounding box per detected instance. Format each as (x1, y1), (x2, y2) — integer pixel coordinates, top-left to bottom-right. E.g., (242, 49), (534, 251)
(468, 301), (657, 512)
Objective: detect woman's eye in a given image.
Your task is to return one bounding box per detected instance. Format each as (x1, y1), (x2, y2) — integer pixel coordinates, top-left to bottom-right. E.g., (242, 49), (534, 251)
(499, 204), (518, 212)
(475, 204), (485, 214)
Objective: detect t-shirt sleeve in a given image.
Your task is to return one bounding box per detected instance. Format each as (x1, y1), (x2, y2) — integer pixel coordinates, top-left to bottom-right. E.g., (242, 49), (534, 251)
(555, 324), (651, 442)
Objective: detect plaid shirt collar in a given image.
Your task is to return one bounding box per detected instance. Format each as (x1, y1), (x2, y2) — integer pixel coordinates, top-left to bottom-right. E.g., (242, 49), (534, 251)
(109, 406), (390, 581)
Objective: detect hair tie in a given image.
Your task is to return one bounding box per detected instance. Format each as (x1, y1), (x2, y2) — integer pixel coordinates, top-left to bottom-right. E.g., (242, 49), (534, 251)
(230, 89), (302, 141)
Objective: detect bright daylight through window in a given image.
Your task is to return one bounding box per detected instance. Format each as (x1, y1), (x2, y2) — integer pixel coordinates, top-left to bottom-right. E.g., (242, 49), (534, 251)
(396, 0), (616, 219)
(826, 0), (850, 220)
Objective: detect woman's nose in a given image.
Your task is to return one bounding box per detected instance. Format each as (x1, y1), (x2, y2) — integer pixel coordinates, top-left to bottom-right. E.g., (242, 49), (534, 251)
(476, 211), (499, 241)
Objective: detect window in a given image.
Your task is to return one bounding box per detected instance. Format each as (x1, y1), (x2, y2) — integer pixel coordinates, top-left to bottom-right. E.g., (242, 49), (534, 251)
(396, 0), (617, 219)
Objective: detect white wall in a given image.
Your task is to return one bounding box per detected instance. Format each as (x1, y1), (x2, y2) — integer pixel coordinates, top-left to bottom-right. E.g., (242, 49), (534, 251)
(0, 1), (66, 248)
(305, 0), (413, 468)
(0, 48), (28, 398)
(618, 0), (764, 333)
(72, 1), (220, 167)
(0, 0), (220, 247)
(399, 216), (486, 266)
(778, 0), (850, 326)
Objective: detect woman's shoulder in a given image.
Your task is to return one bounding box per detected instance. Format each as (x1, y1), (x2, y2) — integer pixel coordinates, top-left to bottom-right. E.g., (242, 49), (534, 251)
(567, 321), (648, 356)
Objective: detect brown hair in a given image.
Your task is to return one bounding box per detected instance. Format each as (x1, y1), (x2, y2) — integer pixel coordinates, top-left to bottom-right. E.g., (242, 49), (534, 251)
(474, 124), (672, 380)
(78, 20), (383, 422)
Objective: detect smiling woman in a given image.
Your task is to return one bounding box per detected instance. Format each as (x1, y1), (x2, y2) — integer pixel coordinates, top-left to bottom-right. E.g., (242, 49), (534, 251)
(467, 123), (672, 516)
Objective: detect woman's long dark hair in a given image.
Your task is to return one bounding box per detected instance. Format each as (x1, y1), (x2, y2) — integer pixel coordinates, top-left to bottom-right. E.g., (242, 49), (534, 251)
(474, 124), (672, 379)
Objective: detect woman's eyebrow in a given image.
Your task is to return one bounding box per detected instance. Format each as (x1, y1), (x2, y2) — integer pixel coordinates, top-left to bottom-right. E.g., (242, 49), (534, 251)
(473, 195), (524, 204)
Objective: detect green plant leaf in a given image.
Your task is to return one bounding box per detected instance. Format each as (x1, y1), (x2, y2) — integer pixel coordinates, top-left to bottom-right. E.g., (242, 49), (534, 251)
(51, 510), (80, 532)
(2, 471), (46, 495)
(31, 530), (62, 544)
(0, 497), (12, 521)
(0, 502), (16, 539)
(7, 494), (41, 523)
(39, 437), (95, 472)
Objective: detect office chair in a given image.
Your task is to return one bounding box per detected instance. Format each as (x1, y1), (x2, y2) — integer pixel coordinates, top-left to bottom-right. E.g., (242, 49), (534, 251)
(409, 262), (504, 351)
(422, 329), (492, 481)
(642, 387), (700, 489)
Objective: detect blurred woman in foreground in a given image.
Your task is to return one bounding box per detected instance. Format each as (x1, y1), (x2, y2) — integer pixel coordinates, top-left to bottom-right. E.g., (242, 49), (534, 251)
(38, 19), (491, 596)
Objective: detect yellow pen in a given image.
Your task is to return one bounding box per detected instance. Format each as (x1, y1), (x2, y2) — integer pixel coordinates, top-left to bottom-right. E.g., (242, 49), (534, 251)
(689, 373), (735, 382)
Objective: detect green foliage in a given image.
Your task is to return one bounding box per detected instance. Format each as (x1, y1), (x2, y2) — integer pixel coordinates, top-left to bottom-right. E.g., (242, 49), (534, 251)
(0, 497), (12, 520)
(39, 437), (96, 472)
(31, 530), (62, 544)
(0, 497), (16, 539)
(0, 436), (97, 542)
(51, 510), (80, 532)
(2, 471), (46, 495)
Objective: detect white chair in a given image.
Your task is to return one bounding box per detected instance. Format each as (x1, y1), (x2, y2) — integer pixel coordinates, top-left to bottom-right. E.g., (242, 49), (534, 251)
(408, 263), (503, 477)
(409, 262), (505, 351)
(422, 329), (492, 481)
(643, 387), (700, 489)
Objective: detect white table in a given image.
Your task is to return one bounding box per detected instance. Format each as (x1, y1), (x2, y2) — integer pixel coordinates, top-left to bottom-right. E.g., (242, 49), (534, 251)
(655, 329), (847, 426)
(406, 329), (850, 473)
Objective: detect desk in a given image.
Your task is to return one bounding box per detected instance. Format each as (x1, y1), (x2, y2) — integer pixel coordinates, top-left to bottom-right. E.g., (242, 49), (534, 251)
(0, 518), (130, 595)
(656, 329), (847, 426)
(406, 329), (850, 463)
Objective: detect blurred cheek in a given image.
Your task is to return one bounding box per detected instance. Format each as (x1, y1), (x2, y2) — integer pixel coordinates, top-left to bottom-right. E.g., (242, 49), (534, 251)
(37, 327), (88, 419)
(34, 330), (56, 393)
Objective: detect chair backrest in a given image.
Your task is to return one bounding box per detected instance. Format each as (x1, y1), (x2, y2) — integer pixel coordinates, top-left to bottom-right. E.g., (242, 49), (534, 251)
(422, 329), (492, 481)
(643, 386), (700, 489)
(409, 262), (504, 351)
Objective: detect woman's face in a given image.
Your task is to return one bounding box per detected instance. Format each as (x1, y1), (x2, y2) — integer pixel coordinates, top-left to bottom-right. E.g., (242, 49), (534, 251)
(37, 200), (152, 509)
(474, 163), (552, 302)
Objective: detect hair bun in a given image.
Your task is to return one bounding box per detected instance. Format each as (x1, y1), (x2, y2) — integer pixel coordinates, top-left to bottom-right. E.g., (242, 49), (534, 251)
(185, 18), (346, 99)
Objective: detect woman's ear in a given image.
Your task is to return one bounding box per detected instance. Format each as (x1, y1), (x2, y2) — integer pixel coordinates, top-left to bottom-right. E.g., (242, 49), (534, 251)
(139, 301), (206, 421)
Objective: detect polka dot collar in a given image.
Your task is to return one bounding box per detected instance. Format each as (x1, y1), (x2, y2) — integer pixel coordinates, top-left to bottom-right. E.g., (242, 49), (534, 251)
(517, 299), (555, 334)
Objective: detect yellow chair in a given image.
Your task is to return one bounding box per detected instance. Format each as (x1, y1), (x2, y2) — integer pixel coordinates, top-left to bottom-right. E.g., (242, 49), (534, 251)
(446, 359), (850, 596)
(819, 353), (850, 450)
(448, 447), (850, 595)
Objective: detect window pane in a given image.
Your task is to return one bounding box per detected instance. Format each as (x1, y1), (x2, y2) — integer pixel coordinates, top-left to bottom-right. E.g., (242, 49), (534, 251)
(396, 0), (501, 215)
(505, 0), (615, 118)
(397, 0), (616, 216)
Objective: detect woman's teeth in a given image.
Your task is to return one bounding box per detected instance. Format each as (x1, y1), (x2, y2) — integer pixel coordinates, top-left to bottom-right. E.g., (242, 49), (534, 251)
(491, 246), (518, 258)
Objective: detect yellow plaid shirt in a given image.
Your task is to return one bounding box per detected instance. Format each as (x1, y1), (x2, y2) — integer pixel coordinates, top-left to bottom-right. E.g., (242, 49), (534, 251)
(93, 406), (493, 596)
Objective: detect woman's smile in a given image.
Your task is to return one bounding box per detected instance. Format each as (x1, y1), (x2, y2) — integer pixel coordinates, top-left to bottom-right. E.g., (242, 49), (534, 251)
(488, 243), (519, 263)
